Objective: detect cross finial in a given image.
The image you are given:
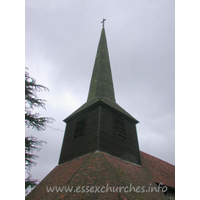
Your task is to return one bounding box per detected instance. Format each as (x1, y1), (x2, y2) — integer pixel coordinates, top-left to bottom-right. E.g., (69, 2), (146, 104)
(101, 18), (106, 27)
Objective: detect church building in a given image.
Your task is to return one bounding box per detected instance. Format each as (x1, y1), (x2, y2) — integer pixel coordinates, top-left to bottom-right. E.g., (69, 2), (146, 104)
(26, 21), (175, 200)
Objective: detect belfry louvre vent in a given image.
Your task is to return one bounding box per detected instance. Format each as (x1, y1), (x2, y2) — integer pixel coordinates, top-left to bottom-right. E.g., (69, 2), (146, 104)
(74, 115), (86, 138)
(115, 114), (126, 138)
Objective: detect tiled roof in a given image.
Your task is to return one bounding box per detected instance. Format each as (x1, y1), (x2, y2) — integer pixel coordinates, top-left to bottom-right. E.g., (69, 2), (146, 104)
(140, 151), (175, 188)
(26, 151), (174, 200)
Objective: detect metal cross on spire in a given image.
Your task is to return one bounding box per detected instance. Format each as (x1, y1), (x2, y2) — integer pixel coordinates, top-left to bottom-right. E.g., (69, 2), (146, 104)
(101, 18), (106, 27)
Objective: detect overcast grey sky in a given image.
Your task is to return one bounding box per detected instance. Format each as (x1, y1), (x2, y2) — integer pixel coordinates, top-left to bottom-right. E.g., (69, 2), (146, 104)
(25, 0), (175, 183)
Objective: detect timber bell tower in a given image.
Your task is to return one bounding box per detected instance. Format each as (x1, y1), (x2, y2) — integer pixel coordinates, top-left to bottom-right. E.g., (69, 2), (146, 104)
(59, 22), (141, 165)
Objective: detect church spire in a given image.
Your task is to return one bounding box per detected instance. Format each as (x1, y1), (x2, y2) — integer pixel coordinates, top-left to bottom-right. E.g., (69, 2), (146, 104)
(87, 26), (116, 102)
(59, 22), (140, 166)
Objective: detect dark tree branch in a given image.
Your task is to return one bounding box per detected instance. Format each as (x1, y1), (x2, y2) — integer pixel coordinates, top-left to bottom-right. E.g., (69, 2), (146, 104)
(25, 69), (54, 193)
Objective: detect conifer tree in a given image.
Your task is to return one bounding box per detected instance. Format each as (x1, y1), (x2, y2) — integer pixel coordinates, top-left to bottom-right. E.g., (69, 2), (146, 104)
(25, 69), (53, 192)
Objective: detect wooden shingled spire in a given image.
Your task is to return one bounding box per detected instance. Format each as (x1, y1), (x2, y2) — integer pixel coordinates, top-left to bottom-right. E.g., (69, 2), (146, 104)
(87, 26), (116, 102)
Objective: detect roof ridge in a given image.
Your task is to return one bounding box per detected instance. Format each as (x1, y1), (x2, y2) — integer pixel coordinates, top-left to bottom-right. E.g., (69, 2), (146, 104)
(140, 151), (175, 167)
(65, 152), (95, 186)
